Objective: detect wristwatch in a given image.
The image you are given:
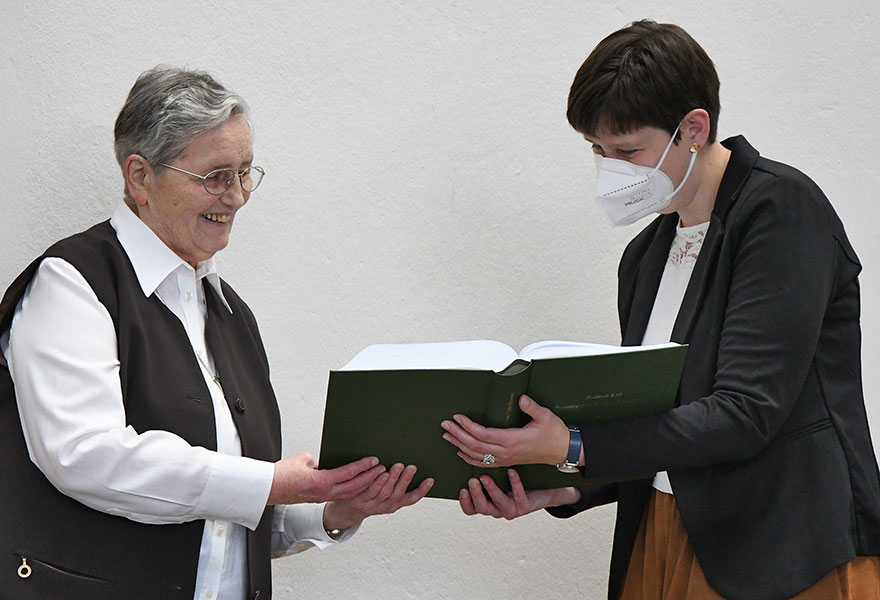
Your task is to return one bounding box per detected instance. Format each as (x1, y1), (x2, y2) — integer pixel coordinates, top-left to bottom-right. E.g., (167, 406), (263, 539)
(556, 425), (582, 473)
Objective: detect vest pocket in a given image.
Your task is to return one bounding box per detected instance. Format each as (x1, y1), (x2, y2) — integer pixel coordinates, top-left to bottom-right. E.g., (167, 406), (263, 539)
(14, 550), (111, 588)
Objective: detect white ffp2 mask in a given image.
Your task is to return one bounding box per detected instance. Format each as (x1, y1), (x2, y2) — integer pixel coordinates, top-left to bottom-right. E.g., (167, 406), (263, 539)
(593, 123), (698, 227)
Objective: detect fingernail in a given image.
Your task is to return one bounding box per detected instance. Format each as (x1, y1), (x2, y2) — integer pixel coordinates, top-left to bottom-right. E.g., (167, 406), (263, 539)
(519, 395), (530, 407)
(453, 414), (463, 425)
(440, 421), (450, 430)
(369, 457), (379, 467)
(406, 465), (417, 473)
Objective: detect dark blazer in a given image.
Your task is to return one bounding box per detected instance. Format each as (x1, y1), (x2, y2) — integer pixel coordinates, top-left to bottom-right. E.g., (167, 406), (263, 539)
(550, 136), (880, 600)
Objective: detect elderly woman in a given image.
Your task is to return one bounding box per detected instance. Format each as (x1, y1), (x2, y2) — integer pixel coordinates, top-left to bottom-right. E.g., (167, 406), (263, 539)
(441, 20), (880, 600)
(0, 67), (432, 600)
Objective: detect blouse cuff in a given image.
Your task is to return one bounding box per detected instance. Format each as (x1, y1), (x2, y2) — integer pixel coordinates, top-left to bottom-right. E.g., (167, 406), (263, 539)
(195, 450), (274, 530)
(271, 503), (360, 557)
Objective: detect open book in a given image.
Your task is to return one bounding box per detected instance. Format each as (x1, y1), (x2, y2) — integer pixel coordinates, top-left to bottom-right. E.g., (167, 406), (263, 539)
(319, 340), (687, 500)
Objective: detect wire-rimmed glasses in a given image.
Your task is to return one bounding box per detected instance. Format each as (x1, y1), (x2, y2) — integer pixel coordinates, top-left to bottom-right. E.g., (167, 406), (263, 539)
(159, 163), (265, 195)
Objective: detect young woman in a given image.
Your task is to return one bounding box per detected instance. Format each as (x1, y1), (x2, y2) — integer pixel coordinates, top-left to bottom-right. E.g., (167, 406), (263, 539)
(441, 20), (880, 600)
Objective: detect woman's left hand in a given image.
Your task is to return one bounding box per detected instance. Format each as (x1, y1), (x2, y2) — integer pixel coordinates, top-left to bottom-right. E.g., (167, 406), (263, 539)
(460, 469), (581, 520)
(441, 394), (570, 467)
(322, 463), (434, 531)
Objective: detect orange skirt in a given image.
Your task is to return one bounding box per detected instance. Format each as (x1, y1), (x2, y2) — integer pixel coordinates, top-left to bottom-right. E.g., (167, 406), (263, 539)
(619, 489), (880, 600)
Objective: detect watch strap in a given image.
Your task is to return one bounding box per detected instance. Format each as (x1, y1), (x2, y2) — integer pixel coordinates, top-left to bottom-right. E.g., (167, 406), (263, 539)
(556, 425), (582, 473)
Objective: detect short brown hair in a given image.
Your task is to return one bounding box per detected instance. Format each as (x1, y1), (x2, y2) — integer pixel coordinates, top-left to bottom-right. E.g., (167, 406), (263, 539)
(567, 20), (720, 143)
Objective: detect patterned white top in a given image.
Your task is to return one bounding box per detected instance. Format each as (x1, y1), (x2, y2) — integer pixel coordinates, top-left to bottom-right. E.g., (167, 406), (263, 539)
(642, 219), (710, 494)
(667, 221), (708, 268)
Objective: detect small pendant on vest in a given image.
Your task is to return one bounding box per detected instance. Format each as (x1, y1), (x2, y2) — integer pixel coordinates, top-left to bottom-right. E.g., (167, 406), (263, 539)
(18, 557), (31, 579)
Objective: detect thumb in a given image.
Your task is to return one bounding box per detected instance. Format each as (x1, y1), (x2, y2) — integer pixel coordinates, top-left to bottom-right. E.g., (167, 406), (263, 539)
(518, 394), (552, 421)
(330, 456), (382, 484)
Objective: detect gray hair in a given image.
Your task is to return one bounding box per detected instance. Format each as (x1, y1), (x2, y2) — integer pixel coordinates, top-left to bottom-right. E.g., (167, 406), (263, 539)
(114, 66), (250, 196)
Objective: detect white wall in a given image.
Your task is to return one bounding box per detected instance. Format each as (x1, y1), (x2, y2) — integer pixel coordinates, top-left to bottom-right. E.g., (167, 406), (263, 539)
(3, 2), (879, 599)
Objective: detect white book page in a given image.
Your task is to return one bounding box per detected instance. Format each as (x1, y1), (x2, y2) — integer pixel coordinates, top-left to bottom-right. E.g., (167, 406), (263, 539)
(518, 340), (680, 361)
(340, 340), (519, 372)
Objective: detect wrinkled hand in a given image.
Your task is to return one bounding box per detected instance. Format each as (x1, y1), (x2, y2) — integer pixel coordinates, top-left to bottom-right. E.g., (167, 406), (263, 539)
(441, 395), (569, 467)
(459, 469), (581, 520)
(267, 452), (386, 505)
(323, 463), (434, 531)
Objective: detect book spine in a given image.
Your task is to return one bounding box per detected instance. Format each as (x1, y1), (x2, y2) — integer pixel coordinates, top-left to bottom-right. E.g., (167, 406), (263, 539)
(480, 364), (532, 490)
(486, 363), (531, 427)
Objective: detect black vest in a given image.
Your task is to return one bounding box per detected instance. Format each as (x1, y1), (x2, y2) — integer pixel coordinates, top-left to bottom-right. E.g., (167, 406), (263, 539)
(0, 221), (281, 599)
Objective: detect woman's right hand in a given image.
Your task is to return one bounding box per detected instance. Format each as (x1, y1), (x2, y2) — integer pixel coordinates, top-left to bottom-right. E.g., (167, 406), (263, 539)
(267, 452), (385, 505)
(459, 468), (581, 520)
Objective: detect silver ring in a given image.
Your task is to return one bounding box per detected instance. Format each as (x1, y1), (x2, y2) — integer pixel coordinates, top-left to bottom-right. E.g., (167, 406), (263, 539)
(481, 453), (496, 465)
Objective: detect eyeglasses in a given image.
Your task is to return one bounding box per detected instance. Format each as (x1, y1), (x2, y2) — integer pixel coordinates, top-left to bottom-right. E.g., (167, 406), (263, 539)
(159, 163), (265, 195)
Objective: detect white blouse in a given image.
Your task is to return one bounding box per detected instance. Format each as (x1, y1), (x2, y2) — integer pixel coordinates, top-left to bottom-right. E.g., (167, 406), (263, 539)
(641, 220), (710, 494)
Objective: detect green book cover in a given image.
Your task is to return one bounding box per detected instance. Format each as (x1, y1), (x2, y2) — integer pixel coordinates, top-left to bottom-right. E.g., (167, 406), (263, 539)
(319, 340), (687, 500)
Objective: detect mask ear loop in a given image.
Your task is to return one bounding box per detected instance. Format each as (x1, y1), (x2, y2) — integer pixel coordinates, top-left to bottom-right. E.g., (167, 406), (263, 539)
(663, 143), (700, 201)
(650, 122), (685, 176)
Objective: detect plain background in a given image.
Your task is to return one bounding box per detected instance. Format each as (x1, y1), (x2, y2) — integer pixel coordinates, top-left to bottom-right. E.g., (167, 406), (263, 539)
(2, 2), (878, 598)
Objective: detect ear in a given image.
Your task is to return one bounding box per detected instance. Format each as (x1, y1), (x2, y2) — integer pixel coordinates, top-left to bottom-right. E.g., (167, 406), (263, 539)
(124, 154), (153, 207)
(681, 109), (711, 148)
